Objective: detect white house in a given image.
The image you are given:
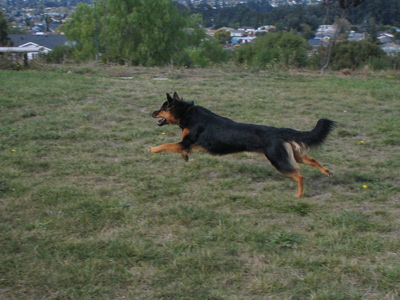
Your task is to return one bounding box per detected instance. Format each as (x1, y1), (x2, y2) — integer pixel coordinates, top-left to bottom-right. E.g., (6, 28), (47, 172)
(9, 34), (67, 60)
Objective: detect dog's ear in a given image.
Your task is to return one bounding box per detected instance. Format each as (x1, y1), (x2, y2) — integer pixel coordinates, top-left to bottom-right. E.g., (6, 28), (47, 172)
(166, 93), (174, 104)
(173, 92), (181, 102)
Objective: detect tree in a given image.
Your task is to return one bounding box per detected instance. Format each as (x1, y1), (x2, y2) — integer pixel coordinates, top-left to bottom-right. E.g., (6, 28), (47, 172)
(0, 9), (11, 46)
(330, 40), (384, 69)
(43, 14), (52, 32)
(63, 0), (187, 65)
(320, 0), (367, 74)
(367, 17), (378, 44)
(214, 29), (231, 45)
(63, 3), (96, 61)
(236, 32), (308, 69)
(185, 13), (206, 48)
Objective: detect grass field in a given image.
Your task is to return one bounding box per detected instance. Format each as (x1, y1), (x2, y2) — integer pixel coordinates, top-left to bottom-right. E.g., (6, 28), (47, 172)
(1, 65), (400, 299)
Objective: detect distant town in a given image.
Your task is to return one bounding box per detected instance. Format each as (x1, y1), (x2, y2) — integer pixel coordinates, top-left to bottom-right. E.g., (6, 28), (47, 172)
(1, 0), (323, 39)
(174, 0), (323, 7)
(1, 0), (399, 60)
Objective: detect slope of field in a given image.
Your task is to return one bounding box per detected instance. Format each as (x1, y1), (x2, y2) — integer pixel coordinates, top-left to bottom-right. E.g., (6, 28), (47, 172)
(1, 66), (400, 299)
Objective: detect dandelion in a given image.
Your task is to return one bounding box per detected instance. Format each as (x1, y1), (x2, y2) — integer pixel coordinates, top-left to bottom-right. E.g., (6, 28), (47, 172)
(363, 185), (368, 189)
(360, 140), (365, 144)
(258, 99), (263, 102)
(11, 149), (16, 152)
(161, 132), (166, 135)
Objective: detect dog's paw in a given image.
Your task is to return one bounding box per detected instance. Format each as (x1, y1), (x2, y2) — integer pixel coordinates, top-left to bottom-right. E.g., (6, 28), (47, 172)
(326, 170), (334, 177)
(148, 147), (158, 153)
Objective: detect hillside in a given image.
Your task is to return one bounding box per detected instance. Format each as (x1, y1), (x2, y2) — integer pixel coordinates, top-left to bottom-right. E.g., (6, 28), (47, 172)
(1, 66), (400, 299)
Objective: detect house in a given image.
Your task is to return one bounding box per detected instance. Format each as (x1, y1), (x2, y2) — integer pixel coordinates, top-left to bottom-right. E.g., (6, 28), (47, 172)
(307, 38), (329, 48)
(380, 42), (400, 55)
(348, 31), (366, 42)
(206, 27), (246, 38)
(377, 32), (394, 44)
(231, 36), (256, 45)
(315, 25), (337, 39)
(218, 27), (245, 37)
(9, 34), (67, 60)
(257, 25), (276, 32)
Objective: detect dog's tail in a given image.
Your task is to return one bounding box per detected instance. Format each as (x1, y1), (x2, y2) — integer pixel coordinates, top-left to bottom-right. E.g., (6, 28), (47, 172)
(286, 119), (335, 150)
(302, 118), (335, 147)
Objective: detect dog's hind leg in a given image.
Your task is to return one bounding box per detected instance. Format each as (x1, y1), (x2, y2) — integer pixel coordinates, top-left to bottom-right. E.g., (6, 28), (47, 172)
(264, 142), (305, 198)
(285, 171), (304, 198)
(295, 154), (333, 177)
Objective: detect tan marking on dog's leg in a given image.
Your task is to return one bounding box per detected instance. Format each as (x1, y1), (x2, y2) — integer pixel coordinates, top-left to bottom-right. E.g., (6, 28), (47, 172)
(149, 143), (183, 154)
(300, 155), (333, 177)
(285, 171), (304, 198)
(181, 128), (190, 139)
(283, 142), (300, 171)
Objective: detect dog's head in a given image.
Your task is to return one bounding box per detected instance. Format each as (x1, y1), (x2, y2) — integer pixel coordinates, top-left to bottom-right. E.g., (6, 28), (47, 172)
(152, 92), (193, 126)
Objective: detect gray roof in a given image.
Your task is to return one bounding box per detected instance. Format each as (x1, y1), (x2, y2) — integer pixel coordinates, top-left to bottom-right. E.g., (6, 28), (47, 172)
(308, 39), (328, 47)
(9, 34), (67, 50)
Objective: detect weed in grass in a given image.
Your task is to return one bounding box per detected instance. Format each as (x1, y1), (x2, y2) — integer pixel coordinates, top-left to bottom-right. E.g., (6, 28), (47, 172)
(0, 178), (10, 196)
(267, 231), (302, 249)
(275, 201), (313, 216)
(250, 230), (302, 251)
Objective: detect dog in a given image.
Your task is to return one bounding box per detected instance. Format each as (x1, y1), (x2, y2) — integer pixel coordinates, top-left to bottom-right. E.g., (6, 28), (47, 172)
(149, 92), (335, 198)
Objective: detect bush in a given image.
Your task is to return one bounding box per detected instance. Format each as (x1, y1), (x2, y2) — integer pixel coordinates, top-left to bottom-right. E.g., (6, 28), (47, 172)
(187, 39), (230, 68)
(41, 45), (74, 64)
(235, 32), (308, 69)
(330, 40), (385, 70)
(368, 54), (400, 71)
(0, 54), (22, 70)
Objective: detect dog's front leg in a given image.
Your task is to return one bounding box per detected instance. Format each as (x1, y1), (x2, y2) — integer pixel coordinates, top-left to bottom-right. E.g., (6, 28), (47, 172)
(149, 143), (182, 154)
(149, 143), (190, 161)
(149, 128), (192, 161)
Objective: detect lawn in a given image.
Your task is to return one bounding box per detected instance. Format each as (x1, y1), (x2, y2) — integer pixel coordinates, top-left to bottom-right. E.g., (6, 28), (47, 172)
(1, 66), (400, 299)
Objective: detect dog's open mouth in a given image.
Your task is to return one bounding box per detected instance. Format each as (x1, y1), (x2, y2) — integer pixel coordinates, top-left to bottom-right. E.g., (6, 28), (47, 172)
(157, 118), (168, 126)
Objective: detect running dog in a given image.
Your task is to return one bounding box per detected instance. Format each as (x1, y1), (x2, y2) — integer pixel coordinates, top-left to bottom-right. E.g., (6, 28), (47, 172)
(149, 92), (335, 198)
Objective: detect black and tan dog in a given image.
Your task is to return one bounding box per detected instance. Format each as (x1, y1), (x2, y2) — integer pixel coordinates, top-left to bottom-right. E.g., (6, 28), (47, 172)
(149, 92), (335, 198)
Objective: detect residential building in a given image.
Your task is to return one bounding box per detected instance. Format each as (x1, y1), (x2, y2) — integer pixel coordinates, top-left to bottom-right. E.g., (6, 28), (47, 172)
(9, 34), (67, 59)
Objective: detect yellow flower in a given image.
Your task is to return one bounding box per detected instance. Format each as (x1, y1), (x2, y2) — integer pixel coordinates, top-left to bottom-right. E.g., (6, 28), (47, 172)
(258, 99), (263, 101)
(161, 132), (166, 135)
(11, 149), (16, 152)
(363, 185), (368, 189)
(360, 140), (365, 144)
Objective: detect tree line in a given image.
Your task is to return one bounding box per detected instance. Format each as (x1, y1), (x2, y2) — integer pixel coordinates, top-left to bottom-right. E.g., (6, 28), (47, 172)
(189, 0), (400, 30)
(1, 0), (399, 71)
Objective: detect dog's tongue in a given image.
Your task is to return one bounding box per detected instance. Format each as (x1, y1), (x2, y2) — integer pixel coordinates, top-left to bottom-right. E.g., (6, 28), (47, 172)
(157, 118), (166, 126)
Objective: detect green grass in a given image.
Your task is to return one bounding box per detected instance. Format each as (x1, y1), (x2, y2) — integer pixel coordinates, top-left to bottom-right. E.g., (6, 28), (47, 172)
(1, 66), (400, 299)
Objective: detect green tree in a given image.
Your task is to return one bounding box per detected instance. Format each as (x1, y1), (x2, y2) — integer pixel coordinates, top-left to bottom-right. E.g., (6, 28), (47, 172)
(43, 14), (52, 32)
(63, 0), (187, 65)
(321, 0), (367, 73)
(187, 38), (229, 67)
(214, 29), (231, 45)
(0, 9), (11, 46)
(367, 17), (378, 44)
(63, 3), (96, 61)
(185, 14), (206, 48)
(330, 40), (385, 70)
(236, 32), (308, 69)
